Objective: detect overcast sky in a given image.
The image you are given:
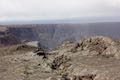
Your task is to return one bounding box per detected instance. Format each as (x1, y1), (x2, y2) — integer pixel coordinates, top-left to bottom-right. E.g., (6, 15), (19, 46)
(0, 0), (120, 21)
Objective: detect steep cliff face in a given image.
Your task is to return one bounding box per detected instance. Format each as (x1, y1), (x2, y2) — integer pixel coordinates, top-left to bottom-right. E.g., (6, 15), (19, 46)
(1, 22), (120, 48)
(6, 24), (90, 48)
(0, 27), (19, 46)
(7, 25), (56, 48)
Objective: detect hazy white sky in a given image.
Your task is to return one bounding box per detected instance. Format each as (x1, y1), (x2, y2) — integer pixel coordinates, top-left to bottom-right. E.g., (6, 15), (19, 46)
(0, 0), (120, 21)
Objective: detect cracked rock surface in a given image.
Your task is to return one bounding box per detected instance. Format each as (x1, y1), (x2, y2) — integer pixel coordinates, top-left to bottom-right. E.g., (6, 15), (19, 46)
(1, 36), (120, 80)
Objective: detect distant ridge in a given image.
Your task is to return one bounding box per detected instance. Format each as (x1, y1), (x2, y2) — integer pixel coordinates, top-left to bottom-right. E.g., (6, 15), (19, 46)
(0, 16), (120, 25)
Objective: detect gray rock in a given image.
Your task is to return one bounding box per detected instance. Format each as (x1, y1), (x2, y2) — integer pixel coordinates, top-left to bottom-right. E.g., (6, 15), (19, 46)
(25, 41), (40, 48)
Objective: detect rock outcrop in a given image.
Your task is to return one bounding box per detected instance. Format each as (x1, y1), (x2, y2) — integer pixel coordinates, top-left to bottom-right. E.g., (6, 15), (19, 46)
(54, 36), (120, 59)
(77, 36), (120, 58)
(46, 36), (120, 80)
(1, 36), (120, 80)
